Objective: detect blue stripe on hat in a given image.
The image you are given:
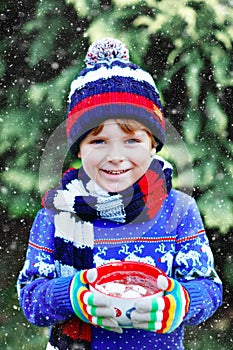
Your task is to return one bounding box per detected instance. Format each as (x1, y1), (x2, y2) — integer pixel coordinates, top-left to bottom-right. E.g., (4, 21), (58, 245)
(69, 77), (163, 112)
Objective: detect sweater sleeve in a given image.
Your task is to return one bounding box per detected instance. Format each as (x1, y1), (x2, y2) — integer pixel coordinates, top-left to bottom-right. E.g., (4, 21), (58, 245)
(173, 193), (222, 326)
(17, 208), (75, 326)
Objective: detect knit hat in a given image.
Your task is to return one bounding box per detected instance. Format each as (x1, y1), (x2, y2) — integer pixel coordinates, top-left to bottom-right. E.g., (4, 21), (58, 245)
(67, 38), (165, 155)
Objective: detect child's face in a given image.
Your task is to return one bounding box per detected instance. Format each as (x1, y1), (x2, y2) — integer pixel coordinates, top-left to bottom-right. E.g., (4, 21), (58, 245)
(78, 119), (156, 192)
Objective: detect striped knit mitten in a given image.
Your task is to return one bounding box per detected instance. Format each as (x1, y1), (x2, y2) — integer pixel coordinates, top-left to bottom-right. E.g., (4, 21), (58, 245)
(131, 275), (190, 333)
(70, 269), (122, 333)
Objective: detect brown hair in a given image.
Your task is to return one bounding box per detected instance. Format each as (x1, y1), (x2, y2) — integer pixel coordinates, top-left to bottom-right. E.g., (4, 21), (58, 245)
(89, 119), (157, 148)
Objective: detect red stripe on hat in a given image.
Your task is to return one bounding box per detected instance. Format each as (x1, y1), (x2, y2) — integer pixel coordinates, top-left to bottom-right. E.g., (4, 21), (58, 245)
(66, 92), (164, 135)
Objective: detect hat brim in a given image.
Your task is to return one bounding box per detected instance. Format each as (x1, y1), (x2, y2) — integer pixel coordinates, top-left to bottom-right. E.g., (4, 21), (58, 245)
(67, 104), (165, 155)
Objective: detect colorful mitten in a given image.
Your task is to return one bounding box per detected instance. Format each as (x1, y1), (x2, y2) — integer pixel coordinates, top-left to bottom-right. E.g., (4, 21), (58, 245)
(70, 269), (122, 333)
(131, 275), (190, 333)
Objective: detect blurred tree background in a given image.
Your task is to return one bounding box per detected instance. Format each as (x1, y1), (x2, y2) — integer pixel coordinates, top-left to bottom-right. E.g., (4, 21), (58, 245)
(0, 0), (232, 348)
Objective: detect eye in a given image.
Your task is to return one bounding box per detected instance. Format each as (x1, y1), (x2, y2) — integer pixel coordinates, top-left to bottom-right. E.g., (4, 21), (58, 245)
(90, 139), (105, 144)
(125, 138), (141, 144)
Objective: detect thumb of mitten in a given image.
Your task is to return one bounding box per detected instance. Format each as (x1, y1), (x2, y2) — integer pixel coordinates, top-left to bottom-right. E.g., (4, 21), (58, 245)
(86, 268), (98, 283)
(156, 275), (170, 291)
(133, 275), (169, 313)
(84, 269), (111, 308)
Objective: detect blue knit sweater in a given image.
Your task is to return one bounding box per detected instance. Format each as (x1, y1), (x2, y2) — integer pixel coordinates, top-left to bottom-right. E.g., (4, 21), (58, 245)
(17, 187), (222, 350)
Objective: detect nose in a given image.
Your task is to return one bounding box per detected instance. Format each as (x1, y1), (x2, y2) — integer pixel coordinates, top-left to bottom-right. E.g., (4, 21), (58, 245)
(106, 142), (125, 162)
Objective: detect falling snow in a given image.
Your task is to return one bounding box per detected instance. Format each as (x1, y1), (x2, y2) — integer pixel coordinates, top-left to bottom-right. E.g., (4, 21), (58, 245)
(1, 0), (232, 349)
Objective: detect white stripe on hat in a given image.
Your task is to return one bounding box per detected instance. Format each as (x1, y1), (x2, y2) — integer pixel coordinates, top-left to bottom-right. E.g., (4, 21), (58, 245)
(68, 65), (158, 102)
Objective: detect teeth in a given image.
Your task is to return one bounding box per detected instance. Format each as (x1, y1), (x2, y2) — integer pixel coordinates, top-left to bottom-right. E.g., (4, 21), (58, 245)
(105, 170), (127, 175)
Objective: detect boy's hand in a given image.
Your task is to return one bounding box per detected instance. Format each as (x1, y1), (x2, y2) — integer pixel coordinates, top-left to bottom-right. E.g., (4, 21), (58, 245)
(70, 269), (122, 333)
(131, 275), (190, 333)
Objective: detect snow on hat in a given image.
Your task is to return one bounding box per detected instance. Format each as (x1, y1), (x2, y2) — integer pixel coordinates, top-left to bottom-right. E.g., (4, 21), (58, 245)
(67, 38), (165, 154)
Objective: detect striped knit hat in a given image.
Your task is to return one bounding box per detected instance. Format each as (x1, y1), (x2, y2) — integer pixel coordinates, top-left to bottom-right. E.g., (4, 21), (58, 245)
(67, 38), (165, 154)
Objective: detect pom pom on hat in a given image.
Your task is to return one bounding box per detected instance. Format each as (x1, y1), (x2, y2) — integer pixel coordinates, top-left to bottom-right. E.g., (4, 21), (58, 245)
(67, 38), (165, 155)
(85, 38), (129, 67)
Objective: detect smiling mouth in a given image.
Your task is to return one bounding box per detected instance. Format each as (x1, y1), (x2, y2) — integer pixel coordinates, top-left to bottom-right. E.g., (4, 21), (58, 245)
(102, 169), (130, 175)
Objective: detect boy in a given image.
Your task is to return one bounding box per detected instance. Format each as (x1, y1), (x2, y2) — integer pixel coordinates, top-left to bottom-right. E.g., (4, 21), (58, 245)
(17, 38), (222, 350)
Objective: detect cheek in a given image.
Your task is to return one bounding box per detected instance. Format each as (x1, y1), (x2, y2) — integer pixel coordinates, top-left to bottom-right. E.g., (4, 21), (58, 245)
(138, 150), (153, 169)
(82, 154), (96, 169)
(79, 147), (95, 164)
(80, 149), (103, 175)
(132, 157), (151, 175)
(81, 158), (97, 181)
(133, 145), (152, 162)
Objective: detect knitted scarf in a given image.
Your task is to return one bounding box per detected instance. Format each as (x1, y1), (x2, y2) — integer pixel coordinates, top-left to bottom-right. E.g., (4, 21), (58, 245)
(43, 156), (172, 349)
